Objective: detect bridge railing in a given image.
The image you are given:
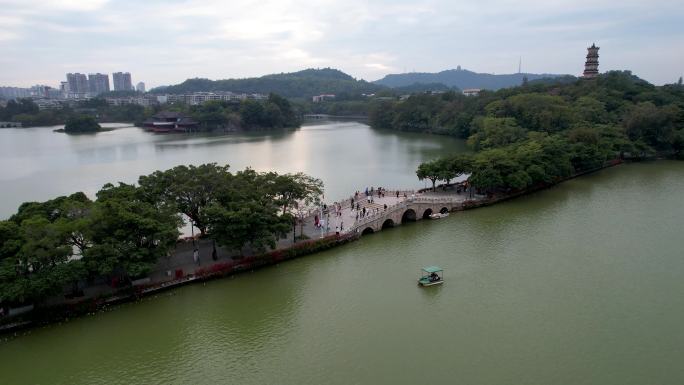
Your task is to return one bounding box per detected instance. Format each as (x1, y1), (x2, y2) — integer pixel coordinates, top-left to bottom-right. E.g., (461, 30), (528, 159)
(348, 201), (405, 231)
(347, 194), (488, 233)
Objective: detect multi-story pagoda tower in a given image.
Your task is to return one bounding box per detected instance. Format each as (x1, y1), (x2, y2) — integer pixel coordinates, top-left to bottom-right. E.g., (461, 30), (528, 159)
(582, 43), (600, 78)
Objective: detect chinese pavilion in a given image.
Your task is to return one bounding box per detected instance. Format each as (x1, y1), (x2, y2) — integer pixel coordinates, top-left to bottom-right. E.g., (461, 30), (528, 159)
(142, 111), (199, 133)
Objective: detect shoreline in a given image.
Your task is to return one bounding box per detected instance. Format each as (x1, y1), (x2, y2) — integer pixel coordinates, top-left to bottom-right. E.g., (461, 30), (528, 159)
(0, 158), (626, 336)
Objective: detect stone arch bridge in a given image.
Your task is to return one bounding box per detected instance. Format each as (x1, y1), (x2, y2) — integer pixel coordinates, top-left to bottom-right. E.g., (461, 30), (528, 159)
(349, 196), (469, 236)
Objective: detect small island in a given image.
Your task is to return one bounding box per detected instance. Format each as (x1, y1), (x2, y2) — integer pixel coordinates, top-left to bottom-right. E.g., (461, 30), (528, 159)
(61, 115), (101, 133)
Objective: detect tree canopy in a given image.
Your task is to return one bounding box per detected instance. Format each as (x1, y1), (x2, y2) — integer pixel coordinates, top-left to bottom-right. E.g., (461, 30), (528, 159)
(64, 115), (101, 133)
(0, 164), (323, 307)
(405, 71), (684, 194)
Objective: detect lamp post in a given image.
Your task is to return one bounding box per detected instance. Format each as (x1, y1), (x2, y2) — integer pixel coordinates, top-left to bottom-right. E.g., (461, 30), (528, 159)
(190, 218), (196, 248)
(320, 204), (324, 238)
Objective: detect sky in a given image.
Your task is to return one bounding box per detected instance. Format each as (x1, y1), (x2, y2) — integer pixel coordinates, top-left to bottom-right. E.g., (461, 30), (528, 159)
(1, 0), (682, 88)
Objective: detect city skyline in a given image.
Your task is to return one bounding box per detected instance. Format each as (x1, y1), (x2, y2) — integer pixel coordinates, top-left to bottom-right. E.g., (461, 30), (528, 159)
(0, 0), (682, 88)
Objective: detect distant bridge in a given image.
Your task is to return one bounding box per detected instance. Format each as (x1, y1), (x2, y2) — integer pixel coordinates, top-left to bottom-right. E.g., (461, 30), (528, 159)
(302, 114), (368, 120)
(0, 121), (22, 128)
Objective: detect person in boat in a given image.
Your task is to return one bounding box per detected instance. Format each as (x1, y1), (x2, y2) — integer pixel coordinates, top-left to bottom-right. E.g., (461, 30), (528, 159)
(429, 272), (439, 282)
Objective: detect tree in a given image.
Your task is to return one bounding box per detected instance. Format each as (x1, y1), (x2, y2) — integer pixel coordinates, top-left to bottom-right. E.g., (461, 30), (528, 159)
(205, 171), (292, 255)
(435, 158), (457, 186)
(623, 102), (679, 150)
(84, 183), (181, 278)
(468, 166), (503, 193)
(10, 192), (93, 257)
(267, 93), (299, 127)
(0, 218), (84, 305)
(447, 154), (473, 180)
(240, 100), (266, 127)
(369, 101), (397, 129)
(467, 117), (527, 150)
(267, 173), (323, 215)
(416, 161), (441, 191)
(0, 220), (24, 303)
(64, 115), (101, 133)
(206, 199), (291, 255)
(0, 99), (39, 121)
(138, 163), (231, 236)
(573, 96), (608, 124)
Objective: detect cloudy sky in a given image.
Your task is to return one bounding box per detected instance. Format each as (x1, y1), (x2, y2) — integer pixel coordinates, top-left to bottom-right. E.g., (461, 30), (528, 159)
(1, 0), (682, 88)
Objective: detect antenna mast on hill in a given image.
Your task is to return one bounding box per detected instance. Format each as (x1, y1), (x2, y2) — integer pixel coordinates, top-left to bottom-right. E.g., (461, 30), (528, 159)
(518, 57), (522, 74)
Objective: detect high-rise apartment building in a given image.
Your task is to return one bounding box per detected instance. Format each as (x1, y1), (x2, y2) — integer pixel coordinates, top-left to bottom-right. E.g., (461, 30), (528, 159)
(113, 72), (133, 91)
(66, 73), (89, 94)
(136, 82), (145, 93)
(0, 87), (31, 99)
(88, 73), (110, 95)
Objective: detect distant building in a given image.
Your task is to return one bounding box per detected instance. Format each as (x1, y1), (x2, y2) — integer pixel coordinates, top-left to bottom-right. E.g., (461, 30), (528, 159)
(582, 43), (600, 79)
(66, 73), (89, 95)
(136, 82), (145, 93)
(29, 85), (52, 98)
(113, 72), (133, 91)
(462, 88), (481, 97)
(105, 95), (158, 107)
(88, 73), (110, 95)
(33, 99), (64, 110)
(60, 81), (70, 95)
(47, 88), (63, 99)
(312, 94), (336, 103)
(142, 111), (199, 133)
(0, 86), (31, 99)
(165, 91), (267, 105)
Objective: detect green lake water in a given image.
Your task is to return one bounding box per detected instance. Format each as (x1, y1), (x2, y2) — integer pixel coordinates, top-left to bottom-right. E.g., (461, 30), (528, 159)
(1, 123), (683, 384)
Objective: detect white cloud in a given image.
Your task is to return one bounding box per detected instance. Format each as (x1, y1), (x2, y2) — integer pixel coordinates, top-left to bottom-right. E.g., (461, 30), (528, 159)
(0, 0), (682, 86)
(0, 0), (110, 11)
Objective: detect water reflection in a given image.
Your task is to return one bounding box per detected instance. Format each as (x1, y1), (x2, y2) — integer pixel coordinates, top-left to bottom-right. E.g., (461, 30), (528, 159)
(0, 122), (465, 218)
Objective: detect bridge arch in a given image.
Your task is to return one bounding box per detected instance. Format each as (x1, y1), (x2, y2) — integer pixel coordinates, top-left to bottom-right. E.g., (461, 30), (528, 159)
(440, 207), (449, 214)
(401, 209), (416, 223)
(361, 227), (375, 235)
(381, 219), (395, 229)
(422, 208), (433, 219)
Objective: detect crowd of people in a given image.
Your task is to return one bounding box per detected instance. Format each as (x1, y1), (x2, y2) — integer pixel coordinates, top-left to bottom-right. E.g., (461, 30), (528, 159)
(310, 186), (421, 237)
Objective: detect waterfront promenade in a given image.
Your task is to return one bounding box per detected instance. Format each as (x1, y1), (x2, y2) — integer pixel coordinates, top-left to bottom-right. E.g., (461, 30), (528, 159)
(33, 185), (480, 307)
(0, 184), (483, 328)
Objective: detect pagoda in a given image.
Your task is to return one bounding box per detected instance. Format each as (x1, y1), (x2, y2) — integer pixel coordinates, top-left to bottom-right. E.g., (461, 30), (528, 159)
(582, 43), (600, 79)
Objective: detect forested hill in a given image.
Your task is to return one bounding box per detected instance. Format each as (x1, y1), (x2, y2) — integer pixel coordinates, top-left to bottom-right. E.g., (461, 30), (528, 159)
(374, 68), (569, 91)
(152, 68), (387, 98)
(381, 70), (684, 195)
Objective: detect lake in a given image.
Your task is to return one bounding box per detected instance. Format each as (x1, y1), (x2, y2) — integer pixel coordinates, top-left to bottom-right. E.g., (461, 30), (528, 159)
(0, 122), (465, 218)
(1, 123), (683, 384)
